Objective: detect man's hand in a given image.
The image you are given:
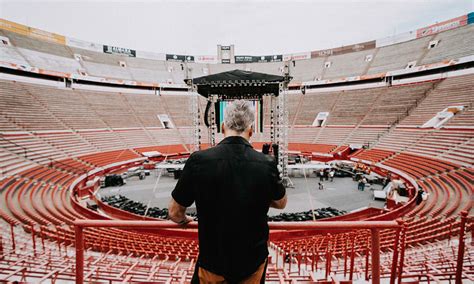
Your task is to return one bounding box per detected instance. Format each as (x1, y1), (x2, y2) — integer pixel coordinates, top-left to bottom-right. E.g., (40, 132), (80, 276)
(168, 198), (193, 227)
(176, 215), (194, 228)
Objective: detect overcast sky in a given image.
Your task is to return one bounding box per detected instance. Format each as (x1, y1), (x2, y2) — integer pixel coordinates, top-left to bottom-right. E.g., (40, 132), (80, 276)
(0, 0), (472, 55)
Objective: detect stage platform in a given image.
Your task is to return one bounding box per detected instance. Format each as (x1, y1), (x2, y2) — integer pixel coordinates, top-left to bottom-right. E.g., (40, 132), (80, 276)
(99, 169), (385, 217)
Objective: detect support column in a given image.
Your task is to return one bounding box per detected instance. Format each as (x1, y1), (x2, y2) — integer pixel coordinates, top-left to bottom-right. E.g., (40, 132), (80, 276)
(455, 211), (468, 284)
(277, 83), (289, 184)
(371, 229), (381, 284)
(190, 86), (201, 152)
(75, 225), (84, 284)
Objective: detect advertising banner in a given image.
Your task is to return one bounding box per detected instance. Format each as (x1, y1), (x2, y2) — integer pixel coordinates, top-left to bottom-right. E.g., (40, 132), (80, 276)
(166, 54), (195, 62)
(416, 15), (467, 38)
(0, 19), (66, 45)
(283, 52), (311, 61)
(311, 40), (375, 58)
(469, 12), (474, 25)
(66, 37), (103, 52)
(195, 55), (218, 64)
(103, 45), (136, 57)
(234, 55), (283, 63)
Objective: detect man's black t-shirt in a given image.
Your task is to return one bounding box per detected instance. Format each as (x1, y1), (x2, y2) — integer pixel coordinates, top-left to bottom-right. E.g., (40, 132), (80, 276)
(172, 136), (286, 282)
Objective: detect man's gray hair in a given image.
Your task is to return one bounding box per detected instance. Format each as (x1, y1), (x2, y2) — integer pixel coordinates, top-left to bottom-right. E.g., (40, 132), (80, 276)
(224, 99), (255, 133)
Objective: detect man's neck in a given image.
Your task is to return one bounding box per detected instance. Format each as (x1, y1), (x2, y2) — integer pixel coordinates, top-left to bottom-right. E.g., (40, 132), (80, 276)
(224, 132), (250, 141)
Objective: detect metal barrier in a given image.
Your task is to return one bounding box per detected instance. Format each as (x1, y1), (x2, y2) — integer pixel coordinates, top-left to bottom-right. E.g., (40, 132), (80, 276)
(73, 219), (401, 284)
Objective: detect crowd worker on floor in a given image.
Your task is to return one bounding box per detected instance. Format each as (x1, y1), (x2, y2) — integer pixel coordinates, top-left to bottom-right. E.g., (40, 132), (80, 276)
(168, 99), (287, 284)
(358, 177), (367, 191)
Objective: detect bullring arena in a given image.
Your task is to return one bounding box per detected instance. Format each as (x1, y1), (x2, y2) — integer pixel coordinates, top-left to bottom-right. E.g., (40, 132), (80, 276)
(0, 5), (473, 284)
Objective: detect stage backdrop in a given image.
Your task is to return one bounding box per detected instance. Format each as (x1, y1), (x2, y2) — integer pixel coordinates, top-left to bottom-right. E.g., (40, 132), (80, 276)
(216, 100), (263, 133)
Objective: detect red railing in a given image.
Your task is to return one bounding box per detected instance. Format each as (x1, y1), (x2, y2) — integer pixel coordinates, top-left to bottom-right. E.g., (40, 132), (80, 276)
(73, 220), (402, 284)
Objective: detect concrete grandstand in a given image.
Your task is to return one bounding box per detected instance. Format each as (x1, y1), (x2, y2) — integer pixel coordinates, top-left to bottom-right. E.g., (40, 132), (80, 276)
(0, 12), (473, 283)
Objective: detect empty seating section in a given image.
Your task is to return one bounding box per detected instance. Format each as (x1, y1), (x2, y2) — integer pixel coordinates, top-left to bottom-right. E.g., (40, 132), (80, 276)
(325, 88), (380, 126)
(2, 24), (472, 85)
(20, 83), (109, 130)
(0, 146), (33, 178)
(0, 165), (200, 269)
(350, 149), (394, 163)
(34, 132), (99, 157)
(288, 143), (336, 154)
(360, 82), (434, 126)
(0, 229), (198, 283)
(121, 92), (167, 127)
(0, 116), (20, 132)
(147, 128), (187, 148)
(421, 25), (474, 65)
(77, 130), (128, 151)
(367, 36), (433, 74)
(323, 49), (373, 79)
(344, 127), (388, 146)
(160, 95), (194, 127)
(246, 61), (284, 76)
(400, 74), (474, 126)
(289, 127), (320, 144)
(0, 80), (66, 130)
(0, 23), (473, 283)
(18, 48), (82, 74)
(79, 91), (142, 128)
(294, 91), (339, 125)
(405, 129), (474, 165)
(0, 43), (29, 66)
(134, 144), (187, 155)
(292, 82), (435, 129)
(0, 133), (66, 165)
(382, 152), (457, 179)
(447, 107), (474, 128)
(439, 135), (474, 165)
(114, 129), (156, 148)
(285, 93), (303, 126)
(1, 30), (74, 59)
(376, 128), (429, 152)
(314, 127), (353, 145)
(69, 46), (128, 65)
(377, 128), (474, 166)
(128, 66), (171, 83)
(290, 57), (326, 82)
(82, 61), (133, 80)
(78, 149), (140, 167)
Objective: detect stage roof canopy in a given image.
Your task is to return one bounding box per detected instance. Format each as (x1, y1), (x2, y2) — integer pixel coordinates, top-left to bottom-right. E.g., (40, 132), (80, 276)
(189, 69), (288, 99)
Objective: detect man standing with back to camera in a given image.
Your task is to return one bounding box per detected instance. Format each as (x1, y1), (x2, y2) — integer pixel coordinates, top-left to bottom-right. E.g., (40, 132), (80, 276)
(168, 100), (287, 283)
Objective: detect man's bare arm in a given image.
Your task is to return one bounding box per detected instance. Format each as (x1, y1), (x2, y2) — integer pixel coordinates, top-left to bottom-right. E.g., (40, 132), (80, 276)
(168, 198), (193, 225)
(270, 194), (287, 209)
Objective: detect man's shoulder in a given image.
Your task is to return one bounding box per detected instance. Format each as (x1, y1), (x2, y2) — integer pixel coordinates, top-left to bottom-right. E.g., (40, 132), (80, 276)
(189, 145), (275, 164)
(247, 148), (276, 163)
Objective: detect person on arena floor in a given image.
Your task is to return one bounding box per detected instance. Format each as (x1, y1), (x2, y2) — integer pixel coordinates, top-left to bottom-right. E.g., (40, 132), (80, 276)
(329, 169), (335, 182)
(168, 99), (287, 284)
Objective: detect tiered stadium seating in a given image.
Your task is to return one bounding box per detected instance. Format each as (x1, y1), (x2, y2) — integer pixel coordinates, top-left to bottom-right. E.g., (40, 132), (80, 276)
(1, 18), (473, 283)
(420, 24), (474, 65)
(367, 36), (434, 75)
(400, 74), (474, 127)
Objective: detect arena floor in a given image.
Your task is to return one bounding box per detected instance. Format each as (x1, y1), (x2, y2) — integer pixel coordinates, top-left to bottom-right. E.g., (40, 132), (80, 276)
(99, 169), (385, 216)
